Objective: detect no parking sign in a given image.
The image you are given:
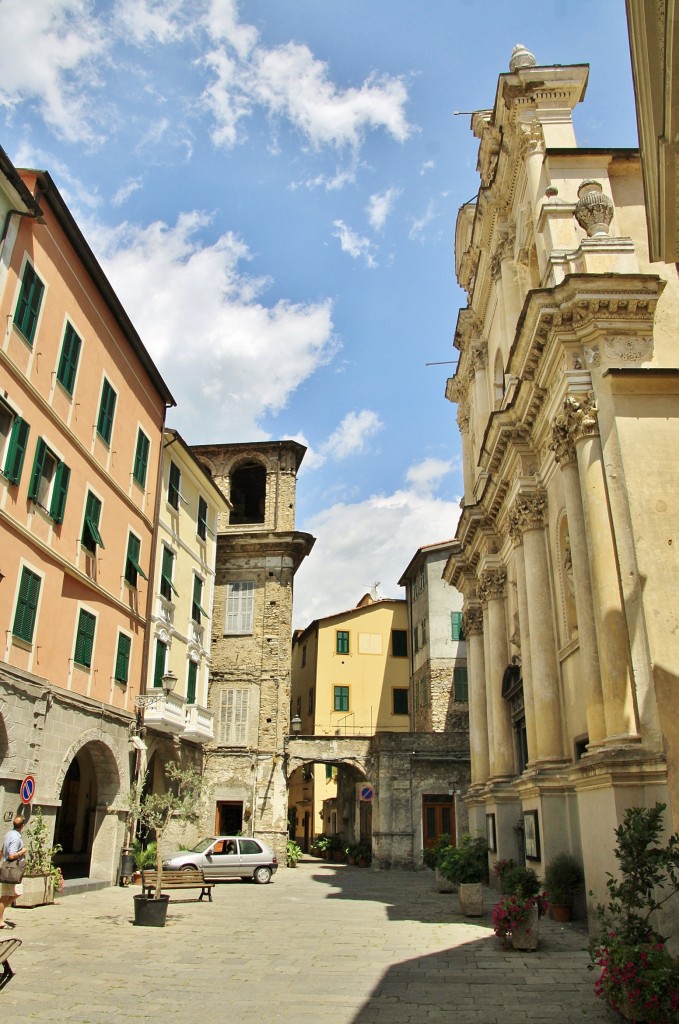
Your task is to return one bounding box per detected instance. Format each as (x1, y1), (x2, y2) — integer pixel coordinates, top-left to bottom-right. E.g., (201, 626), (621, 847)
(20, 775), (36, 805)
(359, 783), (375, 802)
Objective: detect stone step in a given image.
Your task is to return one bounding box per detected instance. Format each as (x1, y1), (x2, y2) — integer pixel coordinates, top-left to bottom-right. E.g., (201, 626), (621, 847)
(61, 877), (109, 897)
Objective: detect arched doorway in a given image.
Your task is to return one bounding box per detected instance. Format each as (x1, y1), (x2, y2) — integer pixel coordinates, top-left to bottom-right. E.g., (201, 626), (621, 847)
(288, 758), (370, 853)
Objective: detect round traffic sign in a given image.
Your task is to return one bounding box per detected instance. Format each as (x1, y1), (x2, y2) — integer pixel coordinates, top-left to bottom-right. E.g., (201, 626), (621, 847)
(20, 775), (36, 804)
(359, 784), (375, 802)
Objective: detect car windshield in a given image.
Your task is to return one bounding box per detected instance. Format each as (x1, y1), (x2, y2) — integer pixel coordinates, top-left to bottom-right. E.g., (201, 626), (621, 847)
(190, 838), (216, 854)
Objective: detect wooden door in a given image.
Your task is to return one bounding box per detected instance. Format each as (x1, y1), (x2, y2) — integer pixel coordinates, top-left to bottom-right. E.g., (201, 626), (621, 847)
(422, 794), (455, 849)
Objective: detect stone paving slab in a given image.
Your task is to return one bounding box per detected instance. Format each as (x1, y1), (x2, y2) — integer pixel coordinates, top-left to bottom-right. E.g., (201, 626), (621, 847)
(0, 861), (614, 1024)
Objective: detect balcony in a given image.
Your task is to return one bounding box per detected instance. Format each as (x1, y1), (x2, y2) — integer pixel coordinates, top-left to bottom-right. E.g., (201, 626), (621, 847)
(141, 690), (186, 735)
(183, 704), (215, 744)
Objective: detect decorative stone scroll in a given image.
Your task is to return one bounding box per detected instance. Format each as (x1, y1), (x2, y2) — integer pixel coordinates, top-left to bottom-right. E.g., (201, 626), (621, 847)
(477, 567), (507, 603)
(574, 180), (614, 237)
(507, 492), (547, 539)
(461, 606), (484, 637)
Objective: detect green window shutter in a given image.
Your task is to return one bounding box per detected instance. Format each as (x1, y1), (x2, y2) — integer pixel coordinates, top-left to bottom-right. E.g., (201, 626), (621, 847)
(49, 461), (70, 523)
(125, 533), (147, 586)
(192, 576), (204, 623)
(28, 437), (48, 500)
(4, 416), (30, 485)
(12, 567), (41, 642)
(115, 634), (131, 684)
(74, 610), (96, 667)
(451, 612), (465, 641)
(14, 263), (44, 343)
(325, 764), (333, 780)
(391, 630), (407, 657)
(160, 547), (178, 599)
(197, 496), (208, 540)
(187, 661), (197, 704)
(82, 491), (104, 551)
(336, 630), (349, 654)
(133, 430), (150, 488)
(153, 639), (167, 688)
(168, 461), (181, 509)
(333, 686), (349, 712)
(453, 667), (468, 703)
(96, 379), (117, 444)
(56, 323), (81, 394)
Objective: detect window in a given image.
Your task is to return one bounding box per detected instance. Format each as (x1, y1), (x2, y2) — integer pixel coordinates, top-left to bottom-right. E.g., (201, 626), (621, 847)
(74, 609), (96, 668)
(56, 323), (81, 395)
(96, 378), (117, 445)
(336, 630), (349, 654)
(325, 764), (334, 781)
(418, 566), (426, 592)
(133, 429), (150, 489)
(160, 546), (178, 601)
(301, 644), (307, 668)
(393, 688), (409, 715)
(229, 461), (266, 524)
(125, 532), (147, 587)
(114, 633), (131, 684)
(197, 496), (208, 540)
(14, 262), (44, 343)
(225, 581), (254, 635)
(187, 661), (198, 704)
(451, 612), (465, 641)
(81, 491), (104, 554)
(219, 688), (250, 745)
(192, 576), (208, 624)
(453, 667), (469, 703)
(28, 438), (70, 522)
(308, 687), (314, 714)
(333, 686), (349, 712)
(168, 461), (181, 510)
(413, 624), (419, 654)
(392, 630), (407, 657)
(0, 402), (30, 486)
(421, 619), (428, 646)
(12, 567), (41, 643)
(153, 638), (167, 688)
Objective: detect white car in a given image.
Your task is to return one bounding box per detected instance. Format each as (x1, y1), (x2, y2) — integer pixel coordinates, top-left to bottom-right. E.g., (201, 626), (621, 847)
(163, 836), (278, 884)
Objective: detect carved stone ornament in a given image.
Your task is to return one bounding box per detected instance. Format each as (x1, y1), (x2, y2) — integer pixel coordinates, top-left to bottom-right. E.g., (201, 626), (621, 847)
(574, 180), (614, 237)
(477, 567), (507, 602)
(509, 43), (537, 71)
(471, 345), (487, 372)
(519, 118), (545, 155)
(560, 391), (599, 443)
(507, 492), (547, 537)
(457, 403), (470, 432)
(461, 606), (484, 636)
(584, 345), (601, 368)
(549, 418), (577, 465)
(604, 336), (652, 363)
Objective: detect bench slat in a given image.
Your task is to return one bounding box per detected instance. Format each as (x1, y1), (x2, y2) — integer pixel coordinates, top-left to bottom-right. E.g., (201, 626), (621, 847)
(140, 869), (214, 902)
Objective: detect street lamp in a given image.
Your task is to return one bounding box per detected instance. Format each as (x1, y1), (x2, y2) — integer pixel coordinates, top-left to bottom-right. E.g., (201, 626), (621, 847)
(290, 715), (302, 734)
(161, 670), (178, 694)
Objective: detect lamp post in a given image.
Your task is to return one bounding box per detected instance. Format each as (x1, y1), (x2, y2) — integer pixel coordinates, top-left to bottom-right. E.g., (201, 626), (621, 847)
(290, 715), (302, 735)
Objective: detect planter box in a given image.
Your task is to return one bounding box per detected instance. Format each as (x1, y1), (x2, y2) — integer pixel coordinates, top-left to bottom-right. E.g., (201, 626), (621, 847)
(458, 882), (483, 917)
(511, 906), (539, 950)
(435, 868), (455, 893)
(15, 874), (54, 908)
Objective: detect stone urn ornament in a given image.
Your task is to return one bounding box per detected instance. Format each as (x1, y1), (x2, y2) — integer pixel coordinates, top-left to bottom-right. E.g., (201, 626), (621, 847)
(574, 180), (614, 237)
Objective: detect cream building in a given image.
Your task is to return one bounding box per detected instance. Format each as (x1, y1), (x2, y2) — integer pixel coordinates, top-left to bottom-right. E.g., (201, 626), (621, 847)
(443, 45), (679, 928)
(138, 429), (230, 814)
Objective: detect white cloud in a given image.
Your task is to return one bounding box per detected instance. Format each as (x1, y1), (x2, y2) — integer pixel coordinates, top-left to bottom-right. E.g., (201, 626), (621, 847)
(112, 179), (142, 206)
(293, 484), (461, 628)
(114, 0), (191, 46)
(332, 220), (377, 267)
(405, 457), (456, 495)
(409, 199), (437, 241)
(420, 160), (435, 174)
(0, 0), (107, 143)
(321, 410), (383, 461)
(367, 187), (400, 230)
(84, 210), (337, 440)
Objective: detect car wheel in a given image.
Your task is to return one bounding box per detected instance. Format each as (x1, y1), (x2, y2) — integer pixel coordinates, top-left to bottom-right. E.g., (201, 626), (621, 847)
(183, 864), (197, 871)
(253, 866), (272, 884)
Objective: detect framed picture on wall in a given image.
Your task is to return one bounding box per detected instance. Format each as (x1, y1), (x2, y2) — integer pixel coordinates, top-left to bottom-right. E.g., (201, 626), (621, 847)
(486, 813), (497, 853)
(523, 810), (541, 861)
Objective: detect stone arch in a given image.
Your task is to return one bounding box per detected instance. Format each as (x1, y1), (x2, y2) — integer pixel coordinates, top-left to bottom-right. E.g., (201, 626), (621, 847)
(54, 729), (123, 805)
(229, 457), (268, 525)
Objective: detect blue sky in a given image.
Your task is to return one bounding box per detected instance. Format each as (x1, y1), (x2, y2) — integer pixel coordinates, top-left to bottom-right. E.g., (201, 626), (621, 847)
(0, 0), (638, 627)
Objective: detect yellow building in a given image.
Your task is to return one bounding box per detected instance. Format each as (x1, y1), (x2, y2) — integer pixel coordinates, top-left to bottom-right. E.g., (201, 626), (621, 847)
(139, 429), (231, 803)
(289, 594), (409, 848)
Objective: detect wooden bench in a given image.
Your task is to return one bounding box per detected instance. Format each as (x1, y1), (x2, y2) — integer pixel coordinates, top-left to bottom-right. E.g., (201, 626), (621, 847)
(140, 868), (214, 902)
(0, 938), (22, 990)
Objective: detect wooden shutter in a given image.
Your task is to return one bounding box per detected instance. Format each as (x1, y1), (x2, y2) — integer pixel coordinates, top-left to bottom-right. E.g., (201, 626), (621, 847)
(28, 437), (48, 500)
(219, 689), (250, 744)
(133, 430), (150, 487)
(75, 610), (96, 667)
(57, 324), (81, 393)
(50, 461), (70, 523)
(4, 417), (30, 484)
(153, 639), (167, 687)
(115, 634), (132, 683)
(12, 568), (41, 642)
(225, 581), (254, 634)
(187, 661), (197, 704)
(14, 264), (44, 342)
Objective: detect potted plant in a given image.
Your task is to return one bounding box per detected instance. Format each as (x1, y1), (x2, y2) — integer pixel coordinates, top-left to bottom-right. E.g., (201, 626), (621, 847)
(439, 834), (488, 916)
(312, 836), (331, 860)
(492, 890), (549, 950)
(129, 762), (204, 927)
(492, 857), (516, 892)
(327, 834), (345, 863)
(422, 834), (454, 892)
(286, 840), (303, 867)
(16, 806), (64, 908)
(589, 802), (679, 1022)
(545, 852), (583, 922)
(354, 842), (371, 867)
(132, 839), (157, 882)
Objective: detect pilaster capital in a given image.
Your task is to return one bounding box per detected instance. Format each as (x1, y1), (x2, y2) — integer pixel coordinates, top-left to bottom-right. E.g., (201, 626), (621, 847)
(549, 418), (577, 465)
(457, 401), (470, 433)
(477, 567), (507, 603)
(471, 345), (487, 372)
(461, 605), (484, 636)
(518, 116), (545, 156)
(560, 391), (600, 444)
(507, 491), (547, 539)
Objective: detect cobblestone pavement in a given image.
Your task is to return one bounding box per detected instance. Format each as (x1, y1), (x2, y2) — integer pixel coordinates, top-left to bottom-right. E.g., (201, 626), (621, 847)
(1, 860), (614, 1024)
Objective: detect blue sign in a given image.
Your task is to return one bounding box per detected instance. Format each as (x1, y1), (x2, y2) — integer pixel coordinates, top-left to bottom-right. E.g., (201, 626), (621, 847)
(359, 784), (375, 802)
(20, 775), (36, 804)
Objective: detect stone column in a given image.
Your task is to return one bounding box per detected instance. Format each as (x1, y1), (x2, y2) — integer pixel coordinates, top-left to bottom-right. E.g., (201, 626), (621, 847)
(457, 402), (474, 504)
(471, 345), (490, 429)
(478, 567), (514, 777)
(560, 393), (635, 740)
(550, 418), (606, 745)
(462, 605), (488, 783)
(482, 602), (495, 777)
(505, 531), (538, 763)
(507, 493), (564, 763)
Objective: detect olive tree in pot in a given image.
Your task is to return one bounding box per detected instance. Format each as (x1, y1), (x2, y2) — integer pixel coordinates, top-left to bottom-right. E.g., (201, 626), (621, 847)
(439, 834), (488, 916)
(129, 762), (204, 927)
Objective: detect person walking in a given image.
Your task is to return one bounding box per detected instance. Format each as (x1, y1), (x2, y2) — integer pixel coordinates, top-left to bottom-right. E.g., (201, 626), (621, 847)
(0, 815), (27, 928)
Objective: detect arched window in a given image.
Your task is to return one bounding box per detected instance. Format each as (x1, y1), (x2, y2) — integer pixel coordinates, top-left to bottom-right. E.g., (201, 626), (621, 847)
(229, 462), (266, 525)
